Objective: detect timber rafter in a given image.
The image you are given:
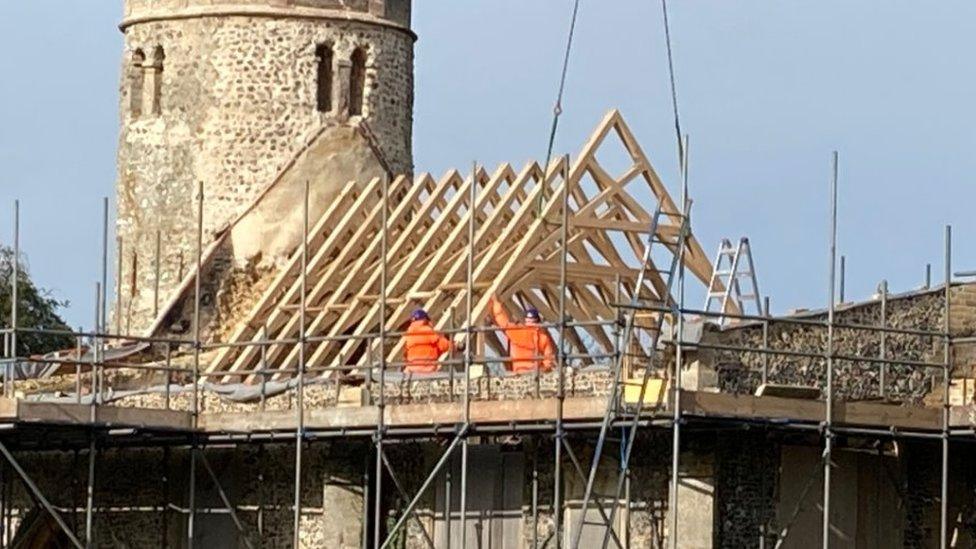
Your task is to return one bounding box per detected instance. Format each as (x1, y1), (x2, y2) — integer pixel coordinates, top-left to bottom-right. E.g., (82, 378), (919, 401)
(206, 110), (717, 380)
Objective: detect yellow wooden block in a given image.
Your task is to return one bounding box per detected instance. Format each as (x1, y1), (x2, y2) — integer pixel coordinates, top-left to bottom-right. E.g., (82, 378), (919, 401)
(623, 377), (669, 406)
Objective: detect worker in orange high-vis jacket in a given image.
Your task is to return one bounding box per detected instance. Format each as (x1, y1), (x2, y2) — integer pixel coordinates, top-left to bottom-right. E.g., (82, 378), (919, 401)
(403, 309), (454, 374)
(488, 295), (555, 374)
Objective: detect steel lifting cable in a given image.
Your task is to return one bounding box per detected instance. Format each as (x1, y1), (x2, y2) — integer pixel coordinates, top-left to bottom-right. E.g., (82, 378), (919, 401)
(538, 0), (583, 213)
(661, 0), (685, 164)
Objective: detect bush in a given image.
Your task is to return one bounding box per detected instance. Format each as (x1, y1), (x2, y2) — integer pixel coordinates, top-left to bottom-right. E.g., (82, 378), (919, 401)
(0, 247), (73, 356)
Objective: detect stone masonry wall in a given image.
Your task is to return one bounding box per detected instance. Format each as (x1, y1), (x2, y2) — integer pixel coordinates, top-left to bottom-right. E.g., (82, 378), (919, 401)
(701, 284), (976, 404)
(714, 432), (779, 548)
(115, 8), (414, 334)
(3, 443), (368, 548)
(5, 433), (972, 547)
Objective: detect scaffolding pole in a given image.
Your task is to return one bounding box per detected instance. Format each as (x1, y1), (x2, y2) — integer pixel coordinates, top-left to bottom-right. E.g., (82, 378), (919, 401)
(187, 181), (204, 546)
(153, 230), (161, 318)
(85, 283), (100, 547)
(293, 181), (310, 547)
(668, 134), (690, 549)
(940, 225), (951, 549)
(460, 162), (477, 549)
(879, 280), (888, 399)
(198, 449), (255, 549)
(100, 198), (108, 404)
(0, 441), (83, 548)
(372, 174), (390, 549)
(6, 201), (18, 398)
(116, 236), (123, 336)
(380, 430), (467, 549)
(572, 201), (689, 549)
(361, 459), (369, 549)
(822, 151), (839, 549)
(554, 155), (570, 549)
(762, 296), (770, 386)
(379, 452), (435, 547)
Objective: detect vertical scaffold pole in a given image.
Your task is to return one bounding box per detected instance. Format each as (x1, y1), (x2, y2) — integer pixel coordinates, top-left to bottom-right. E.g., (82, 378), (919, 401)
(116, 236), (123, 336)
(838, 255), (846, 303)
(0, 454), (4, 549)
(879, 280), (888, 399)
(154, 230), (162, 318)
(940, 225), (951, 549)
(293, 181), (310, 548)
(361, 461), (370, 549)
(91, 286), (101, 412)
(460, 162), (477, 549)
(84, 433), (96, 547)
(822, 151), (839, 549)
(188, 181), (204, 546)
(373, 174), (390, 549)
(669, 134), (689, 549)
(86, 283), (100, 547)
(75, 329), (83, 404)
(7, 201), (18, 398)
(762, 296), (770, 386)
(100, 198), (108, 343)
(555, 154), (570, 548)
(99, 199), (108, 404)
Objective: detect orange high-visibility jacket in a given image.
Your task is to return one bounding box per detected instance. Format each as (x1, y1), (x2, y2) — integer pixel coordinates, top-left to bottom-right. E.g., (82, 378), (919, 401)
(491, 300), (555, 374)
(403, 320), (452, 374)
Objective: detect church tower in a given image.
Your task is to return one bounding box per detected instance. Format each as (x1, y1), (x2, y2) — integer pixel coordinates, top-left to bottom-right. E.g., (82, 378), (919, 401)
(115, 0), (414, 334)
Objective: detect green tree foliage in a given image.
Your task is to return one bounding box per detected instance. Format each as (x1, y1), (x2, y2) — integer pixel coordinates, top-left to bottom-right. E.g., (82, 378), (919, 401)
(0, 246), (73, 356)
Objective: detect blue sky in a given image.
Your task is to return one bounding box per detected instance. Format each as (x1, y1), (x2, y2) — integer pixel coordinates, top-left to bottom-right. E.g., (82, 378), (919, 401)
(1, 1), (974, 329)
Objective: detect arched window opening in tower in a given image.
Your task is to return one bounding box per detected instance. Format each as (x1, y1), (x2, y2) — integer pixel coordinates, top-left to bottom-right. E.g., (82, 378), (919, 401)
(148, 46), (166, 115)
(129, 49), (146, 117)
(349, 47), (368, 117)
(315, 43), (334, 113)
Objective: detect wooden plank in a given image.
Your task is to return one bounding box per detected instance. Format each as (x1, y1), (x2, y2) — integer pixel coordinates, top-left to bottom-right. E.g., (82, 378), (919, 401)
(13, 401), (192, 430)
(755, 383), (821, 399)
(680, 391), (942, 431)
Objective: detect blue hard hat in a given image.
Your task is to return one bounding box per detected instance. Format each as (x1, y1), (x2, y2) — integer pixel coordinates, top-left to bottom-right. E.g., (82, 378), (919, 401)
(525, 308), (541, 322)
(410, 309), (430, 322)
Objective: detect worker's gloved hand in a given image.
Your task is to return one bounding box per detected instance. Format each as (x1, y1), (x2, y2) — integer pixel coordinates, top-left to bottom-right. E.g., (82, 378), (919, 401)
(452, 334), (467, 352)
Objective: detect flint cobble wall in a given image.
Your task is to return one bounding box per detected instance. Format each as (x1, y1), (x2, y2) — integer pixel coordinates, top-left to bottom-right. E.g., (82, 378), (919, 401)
(703, 285), (976, 403)
(5, 444), (368, 548)
(116, 6), (414, 334)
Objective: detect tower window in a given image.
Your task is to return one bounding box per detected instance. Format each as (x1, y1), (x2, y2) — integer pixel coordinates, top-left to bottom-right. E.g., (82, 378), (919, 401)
(349, 47), (367, 117)
(129, 49), (146, 117)
(315, 44), (334, 113)
(148, 46), (165, 115)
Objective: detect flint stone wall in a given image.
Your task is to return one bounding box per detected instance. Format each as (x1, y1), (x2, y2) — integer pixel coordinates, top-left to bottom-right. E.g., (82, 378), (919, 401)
(4, 444), (367, 548)
(116, 10), (414, 334)
(109, 368), (617, 414)
(702, 284), (976, 403)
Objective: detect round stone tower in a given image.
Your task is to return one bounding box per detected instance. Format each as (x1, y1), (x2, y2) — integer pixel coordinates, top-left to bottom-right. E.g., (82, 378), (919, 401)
(115, 0), (414, 334)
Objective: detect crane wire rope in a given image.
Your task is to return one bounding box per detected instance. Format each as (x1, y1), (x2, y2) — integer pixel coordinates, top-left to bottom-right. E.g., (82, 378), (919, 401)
(538, 0), (582, 213)
(661, 0), (685, 164)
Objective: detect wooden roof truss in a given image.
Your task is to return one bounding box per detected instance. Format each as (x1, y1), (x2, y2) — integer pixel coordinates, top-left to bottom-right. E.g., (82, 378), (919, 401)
(206, 110), (715, 381)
